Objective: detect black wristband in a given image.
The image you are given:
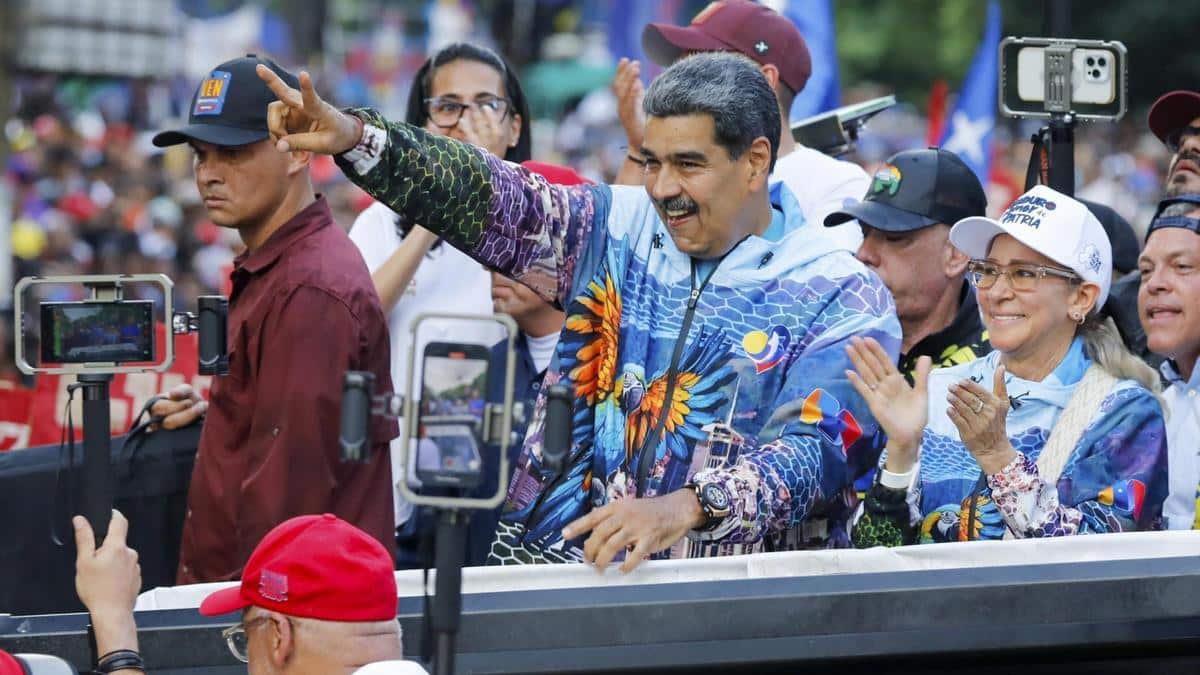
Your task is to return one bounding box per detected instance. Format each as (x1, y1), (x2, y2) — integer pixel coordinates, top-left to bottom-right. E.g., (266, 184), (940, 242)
(97, 649), (146, 673)
(626, 153), (645, 166)
(87, 623), (98, 669)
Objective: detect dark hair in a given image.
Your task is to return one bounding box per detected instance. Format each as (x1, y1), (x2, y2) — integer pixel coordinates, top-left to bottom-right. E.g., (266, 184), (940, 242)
(404, 42), (532, 163)
(643, 52), (781, 172)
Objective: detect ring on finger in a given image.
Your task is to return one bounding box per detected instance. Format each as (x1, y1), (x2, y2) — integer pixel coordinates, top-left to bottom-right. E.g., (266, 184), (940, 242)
(973, 399), (984, 414)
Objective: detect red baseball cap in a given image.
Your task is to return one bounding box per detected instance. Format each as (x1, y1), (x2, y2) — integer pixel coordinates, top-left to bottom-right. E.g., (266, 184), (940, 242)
(199, 514), (397, 621)
(1148, 90), (1200, 144)
(642, 0), (811, 93)
(0, 651), (23, 675)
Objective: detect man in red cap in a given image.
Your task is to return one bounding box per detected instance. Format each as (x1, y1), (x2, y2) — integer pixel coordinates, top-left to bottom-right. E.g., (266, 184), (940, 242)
(1148, 90), (1200, 196)
(74, 512), (424, 674)
(612, 0), (869, 251)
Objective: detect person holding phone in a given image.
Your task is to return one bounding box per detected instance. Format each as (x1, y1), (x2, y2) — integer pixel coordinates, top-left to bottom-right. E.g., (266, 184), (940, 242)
(257, 52), (900, 570)
(848, 186), (1167, 546)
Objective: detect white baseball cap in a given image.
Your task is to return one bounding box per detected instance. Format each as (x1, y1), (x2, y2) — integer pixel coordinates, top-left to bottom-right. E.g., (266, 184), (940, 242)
(949, 185), (1112, 307)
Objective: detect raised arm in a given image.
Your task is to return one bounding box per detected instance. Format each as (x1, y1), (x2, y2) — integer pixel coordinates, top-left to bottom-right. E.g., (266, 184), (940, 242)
(257, 65), (603, 308)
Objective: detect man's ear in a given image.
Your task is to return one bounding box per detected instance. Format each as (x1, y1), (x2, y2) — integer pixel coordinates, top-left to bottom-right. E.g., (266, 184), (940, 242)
(746, 137), (772, 191)
(287, 150), (312, 177)
(267, 612), (296, 669)
(758, 63), (781, 91)
(944, 234), (970, 278)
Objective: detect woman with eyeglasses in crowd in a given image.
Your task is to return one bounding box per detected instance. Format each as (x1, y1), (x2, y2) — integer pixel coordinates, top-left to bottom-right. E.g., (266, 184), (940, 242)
(347, 43), (586, 567)
(847, 186), (1168, 546)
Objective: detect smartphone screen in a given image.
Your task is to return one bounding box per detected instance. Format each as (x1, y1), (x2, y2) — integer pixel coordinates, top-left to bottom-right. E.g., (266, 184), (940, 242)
(417, 342), (490, 488)
(40, 300), (154, 365)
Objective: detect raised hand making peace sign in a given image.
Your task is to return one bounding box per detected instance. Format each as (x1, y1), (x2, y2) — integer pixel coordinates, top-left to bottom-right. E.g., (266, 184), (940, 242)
(255, 65), (361, 155)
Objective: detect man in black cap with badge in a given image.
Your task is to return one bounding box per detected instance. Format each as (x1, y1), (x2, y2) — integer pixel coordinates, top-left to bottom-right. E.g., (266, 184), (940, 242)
(826, 148), (992, 377)
(145, 55), (398, 583)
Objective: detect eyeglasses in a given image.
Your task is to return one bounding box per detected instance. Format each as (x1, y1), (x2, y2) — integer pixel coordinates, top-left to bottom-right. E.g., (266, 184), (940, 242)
(423, 96), (511, 129)
(222, 615), (278, 663)
(1166, 125), (1200, 154)
(966, 259), (1080, 292)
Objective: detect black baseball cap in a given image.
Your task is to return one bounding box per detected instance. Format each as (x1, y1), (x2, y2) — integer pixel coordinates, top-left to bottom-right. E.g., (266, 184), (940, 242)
(824, 148), (987, 232)
(153, 54), (298, 148)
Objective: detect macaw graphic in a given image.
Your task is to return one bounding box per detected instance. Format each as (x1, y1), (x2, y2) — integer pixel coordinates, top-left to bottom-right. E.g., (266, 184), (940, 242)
(742, 325), (790, 374)
(1098, 479), (1146, 521)
(618, 332), (737, 473)
(507, 454), (594, 546)
(920, 504), (961, 544)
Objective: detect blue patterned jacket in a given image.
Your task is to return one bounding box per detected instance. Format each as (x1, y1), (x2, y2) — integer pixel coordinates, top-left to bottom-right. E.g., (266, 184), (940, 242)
(336, 113), (902, 563)
(853, 338), (1168, 546)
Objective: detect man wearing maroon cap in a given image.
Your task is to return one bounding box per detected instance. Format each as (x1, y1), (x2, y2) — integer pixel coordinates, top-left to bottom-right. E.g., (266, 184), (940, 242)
(74, 512), (425, 674)
(1148, 90), (1200, 196)
(613, 0), (869, 251)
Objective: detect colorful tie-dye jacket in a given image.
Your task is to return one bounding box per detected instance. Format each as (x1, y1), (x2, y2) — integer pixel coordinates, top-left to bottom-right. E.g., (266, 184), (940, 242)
(852, 339), (1168, 547)
(335, 113), (901, 563)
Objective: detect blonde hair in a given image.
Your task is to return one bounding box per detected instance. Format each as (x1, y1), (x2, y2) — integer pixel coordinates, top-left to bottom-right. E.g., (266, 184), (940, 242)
(1079, 314), (1162, 398)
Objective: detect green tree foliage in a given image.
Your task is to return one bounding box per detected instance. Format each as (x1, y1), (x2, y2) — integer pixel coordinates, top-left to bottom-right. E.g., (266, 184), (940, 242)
(835, 0), (1200, 112)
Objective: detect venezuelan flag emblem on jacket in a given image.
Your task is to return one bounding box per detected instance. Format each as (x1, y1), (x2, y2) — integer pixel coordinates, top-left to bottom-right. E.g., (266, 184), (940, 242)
(1098, 479), (1146, 521)
(799, 388), (862, 452)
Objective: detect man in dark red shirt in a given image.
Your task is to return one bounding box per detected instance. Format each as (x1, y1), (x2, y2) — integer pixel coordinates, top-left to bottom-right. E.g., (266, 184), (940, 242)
(150, 55), (397, 583)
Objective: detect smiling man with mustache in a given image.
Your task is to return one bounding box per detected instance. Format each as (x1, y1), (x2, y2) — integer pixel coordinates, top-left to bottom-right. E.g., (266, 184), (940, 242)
(255, 52), (901, 570)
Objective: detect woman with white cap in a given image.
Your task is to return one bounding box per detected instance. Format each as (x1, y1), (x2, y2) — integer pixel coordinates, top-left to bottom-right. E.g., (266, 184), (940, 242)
(847, 185), (1168, 546)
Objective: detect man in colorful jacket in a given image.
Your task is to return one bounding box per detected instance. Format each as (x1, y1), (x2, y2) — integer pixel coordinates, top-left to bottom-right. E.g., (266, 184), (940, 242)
(257, 52), (901, 571)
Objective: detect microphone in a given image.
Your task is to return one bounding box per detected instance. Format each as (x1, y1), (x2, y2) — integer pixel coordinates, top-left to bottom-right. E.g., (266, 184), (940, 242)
(541, 384), (572, 473)
(196, 296), (229, 376)
(340, 371), (375, 462)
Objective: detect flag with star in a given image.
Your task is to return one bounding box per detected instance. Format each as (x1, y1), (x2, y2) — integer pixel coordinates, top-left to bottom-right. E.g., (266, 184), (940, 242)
(940, 0), (1001, 183)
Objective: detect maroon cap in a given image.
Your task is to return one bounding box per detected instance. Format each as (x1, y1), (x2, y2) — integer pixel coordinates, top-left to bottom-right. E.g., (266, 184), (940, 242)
(199, 514), (397, 621)
(1148, 90), (1200, 144)
(642, 0), (811, 93)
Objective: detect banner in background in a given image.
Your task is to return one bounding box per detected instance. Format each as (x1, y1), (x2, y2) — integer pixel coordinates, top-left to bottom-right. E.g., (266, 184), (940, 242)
(1, 328), (212, 450)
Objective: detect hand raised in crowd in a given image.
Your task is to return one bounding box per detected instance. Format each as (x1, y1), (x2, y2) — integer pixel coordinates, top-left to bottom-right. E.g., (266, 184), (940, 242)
(845, 336), (931, 474)
(148, 383), (207, 431)
(256, 65), (361, 155)
(562, 490), (703, 574)
(74, 510), (141, 662)
(946, 366), (1017, 475)
(611, 58), (646, 151)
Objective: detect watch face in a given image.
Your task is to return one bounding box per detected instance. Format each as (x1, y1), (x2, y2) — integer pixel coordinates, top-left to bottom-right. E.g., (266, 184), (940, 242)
(702, 483), (729, 510)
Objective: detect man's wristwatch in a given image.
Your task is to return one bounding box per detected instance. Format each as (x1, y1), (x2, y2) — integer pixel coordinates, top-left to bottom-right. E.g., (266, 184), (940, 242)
(686, 480), (732, 531)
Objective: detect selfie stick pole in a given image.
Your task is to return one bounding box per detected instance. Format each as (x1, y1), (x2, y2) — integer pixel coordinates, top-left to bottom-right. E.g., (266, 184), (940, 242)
(431, 508), (468, 675)
(78, 373), (114, 543)
(1044, 0), (1075, 196)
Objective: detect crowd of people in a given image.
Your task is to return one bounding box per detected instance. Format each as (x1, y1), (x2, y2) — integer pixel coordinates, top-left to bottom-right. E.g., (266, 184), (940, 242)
(6, 0), (1200, 671)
